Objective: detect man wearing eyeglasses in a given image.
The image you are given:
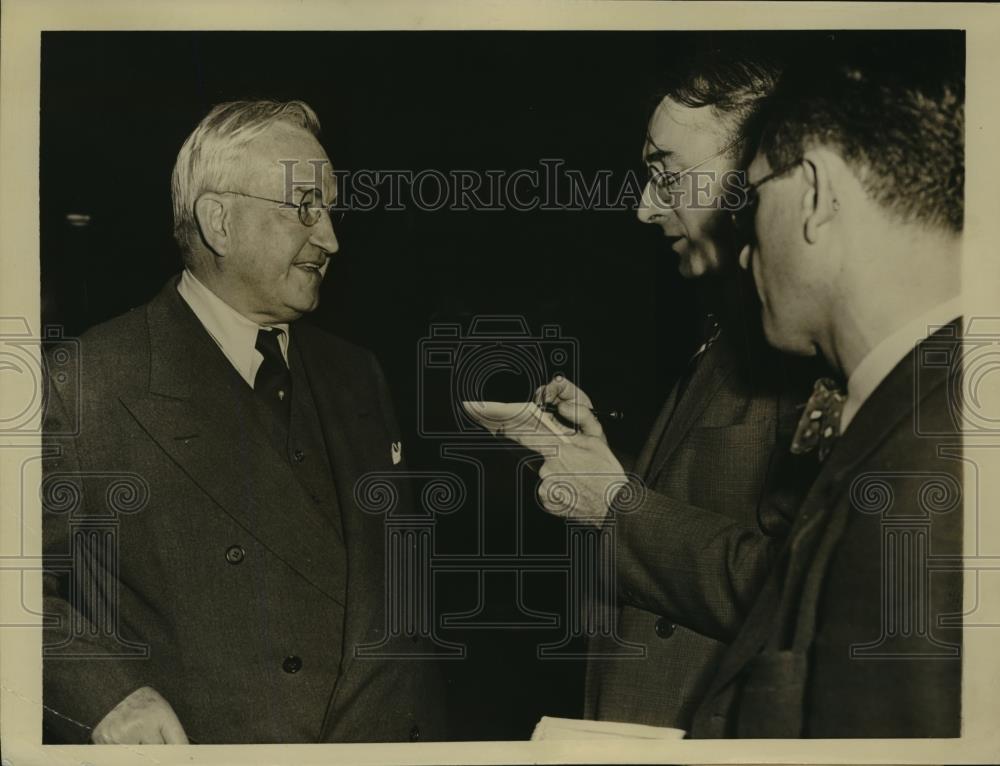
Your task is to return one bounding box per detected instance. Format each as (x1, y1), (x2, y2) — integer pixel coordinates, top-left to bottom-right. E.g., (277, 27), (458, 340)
(42, 100), (446, 744)
(685, 37), (964, 737)
(513, 40), (821, 731)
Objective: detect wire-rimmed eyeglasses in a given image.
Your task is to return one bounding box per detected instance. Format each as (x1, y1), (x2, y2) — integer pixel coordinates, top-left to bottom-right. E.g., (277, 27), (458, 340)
(216, 187), (344, 227)
(646, 135), (746, 207)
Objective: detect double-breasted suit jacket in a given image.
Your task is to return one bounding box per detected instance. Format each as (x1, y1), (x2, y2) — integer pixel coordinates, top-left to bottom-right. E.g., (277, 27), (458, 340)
(586, 291), (818, 730)
(42, 276), (446, 743)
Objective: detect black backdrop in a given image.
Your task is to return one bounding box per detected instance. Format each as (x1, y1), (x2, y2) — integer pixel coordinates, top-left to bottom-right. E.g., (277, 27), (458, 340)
(40, 31), (723, 740)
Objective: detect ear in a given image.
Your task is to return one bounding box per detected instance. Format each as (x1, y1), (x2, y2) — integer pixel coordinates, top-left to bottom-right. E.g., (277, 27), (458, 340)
(800, 149), (840, 245)
(193, 193), (232, 257)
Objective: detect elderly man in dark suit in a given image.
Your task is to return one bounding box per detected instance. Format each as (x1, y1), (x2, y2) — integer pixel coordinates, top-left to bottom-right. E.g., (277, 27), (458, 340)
(517, 42), (820, 731)
(42, 100), (445, 744)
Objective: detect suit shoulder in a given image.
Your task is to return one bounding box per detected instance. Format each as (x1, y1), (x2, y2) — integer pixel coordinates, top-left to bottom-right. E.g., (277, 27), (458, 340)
(58, 306), (150, 395)
(78, 305), (149, 355)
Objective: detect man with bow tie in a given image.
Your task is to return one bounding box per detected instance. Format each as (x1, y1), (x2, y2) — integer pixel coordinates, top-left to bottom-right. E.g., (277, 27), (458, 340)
(42, 100), (445, 744)
(693, 36), (964, 737)
(511, 32), (964, 737)
(525, 34), (963, 736)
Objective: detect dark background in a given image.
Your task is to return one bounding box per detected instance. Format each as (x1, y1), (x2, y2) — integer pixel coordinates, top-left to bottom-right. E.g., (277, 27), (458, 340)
(40, 30), (746, 740)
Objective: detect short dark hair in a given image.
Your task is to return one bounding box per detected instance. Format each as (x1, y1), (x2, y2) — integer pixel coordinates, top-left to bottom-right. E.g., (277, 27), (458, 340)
(758, 31), (965, 233)
(653, 33), (788, 159)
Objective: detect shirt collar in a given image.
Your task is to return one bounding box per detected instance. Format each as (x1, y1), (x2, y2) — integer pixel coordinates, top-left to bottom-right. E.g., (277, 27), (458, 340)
(841, 295), (963, 432)
(176, 268), (289, 387)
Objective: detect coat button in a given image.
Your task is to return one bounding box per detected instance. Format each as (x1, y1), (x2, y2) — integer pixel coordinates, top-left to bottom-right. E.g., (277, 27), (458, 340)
(225, 545), (245, 564)
(282, 655), (303, 674)
(654, 617), (677, 639)
(409, 725), (420, 742)
(292, 449), (305, 463)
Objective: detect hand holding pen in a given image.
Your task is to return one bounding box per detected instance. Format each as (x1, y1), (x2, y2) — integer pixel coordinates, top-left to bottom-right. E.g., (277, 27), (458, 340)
(533, 375), (622, 445)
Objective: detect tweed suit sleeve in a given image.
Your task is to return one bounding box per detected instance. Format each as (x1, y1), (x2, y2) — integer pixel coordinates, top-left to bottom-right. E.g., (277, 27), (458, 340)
(42, 365), (148, 743)
(609, 481), (782, 642)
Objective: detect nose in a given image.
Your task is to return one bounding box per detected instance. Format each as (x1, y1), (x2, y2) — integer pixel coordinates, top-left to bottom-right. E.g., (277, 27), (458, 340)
(637, 178), (675, 225)
(309, 210), (339, 255)
(637, 179), (658, 224)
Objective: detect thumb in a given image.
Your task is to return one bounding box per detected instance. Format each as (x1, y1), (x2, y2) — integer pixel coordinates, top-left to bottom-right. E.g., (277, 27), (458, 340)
(553, 399), (604, 438)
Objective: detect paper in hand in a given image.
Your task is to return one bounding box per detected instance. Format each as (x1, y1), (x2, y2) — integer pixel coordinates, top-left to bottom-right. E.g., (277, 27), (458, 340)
(461, 400), (574, 444)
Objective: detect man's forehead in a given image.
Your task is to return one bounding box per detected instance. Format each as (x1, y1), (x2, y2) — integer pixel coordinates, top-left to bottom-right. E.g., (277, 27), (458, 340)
(246, 124), (335, 193)
(644, 96), (728, 163)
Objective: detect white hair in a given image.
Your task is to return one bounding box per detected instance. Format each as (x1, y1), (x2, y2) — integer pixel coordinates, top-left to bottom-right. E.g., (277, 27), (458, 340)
(170, 99), (321, 258)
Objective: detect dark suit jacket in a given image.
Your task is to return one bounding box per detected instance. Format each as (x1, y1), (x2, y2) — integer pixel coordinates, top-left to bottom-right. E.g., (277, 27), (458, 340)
(42, 276), (446, 743)
(689, 322), (963, 737)
(585, 293), (818, 730)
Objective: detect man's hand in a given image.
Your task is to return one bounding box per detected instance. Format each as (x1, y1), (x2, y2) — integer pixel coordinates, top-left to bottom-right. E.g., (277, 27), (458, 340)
(501, 376), (626, 524)
(533, 375), (608, 445)
(91, 686), (189, 744)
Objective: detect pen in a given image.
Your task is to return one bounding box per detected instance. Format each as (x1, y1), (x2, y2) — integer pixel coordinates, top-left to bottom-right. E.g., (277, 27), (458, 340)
(538, 402), (625, 421)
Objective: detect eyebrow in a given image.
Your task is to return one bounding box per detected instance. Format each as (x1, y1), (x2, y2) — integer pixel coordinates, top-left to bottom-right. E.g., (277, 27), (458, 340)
(644, 147), (674, 165)
(643, 132), (683, 167)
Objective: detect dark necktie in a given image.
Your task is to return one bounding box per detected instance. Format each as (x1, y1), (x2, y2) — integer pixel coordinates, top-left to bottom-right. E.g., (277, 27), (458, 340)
(790, 377), (845, 462)
(254, 328), (291, 425)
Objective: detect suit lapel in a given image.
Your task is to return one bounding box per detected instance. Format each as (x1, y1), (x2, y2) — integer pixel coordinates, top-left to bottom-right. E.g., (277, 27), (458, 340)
(643, 336), (738, 483)
(633, 385), (680, 479)
(119, 278), (345, 604)
(291, 327), (388, 664)
(699, 323), (959, 707)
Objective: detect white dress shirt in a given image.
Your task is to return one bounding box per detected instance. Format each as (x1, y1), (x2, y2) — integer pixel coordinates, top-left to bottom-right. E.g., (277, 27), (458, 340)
(841, 296), (963, 432)
(176, 268), (289, 388)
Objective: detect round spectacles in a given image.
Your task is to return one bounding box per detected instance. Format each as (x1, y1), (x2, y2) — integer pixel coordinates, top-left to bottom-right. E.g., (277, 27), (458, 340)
(645, 136), (745, 207)
(215, 187), (343, 228)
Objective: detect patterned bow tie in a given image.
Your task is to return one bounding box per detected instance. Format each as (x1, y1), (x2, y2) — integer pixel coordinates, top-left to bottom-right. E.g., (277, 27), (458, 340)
(791, 378), (845, 461)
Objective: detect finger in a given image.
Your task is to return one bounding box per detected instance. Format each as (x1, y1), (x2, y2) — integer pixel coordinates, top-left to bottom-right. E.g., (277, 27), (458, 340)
(120, 716), (159, 745)
(553, 399), (605, 438)
(92, 718), (123, 744)
(537, 478), (561, 515)
(536, 407), (576, 437)
(504, 426), (574, 453)
(160, 712), (190, 745)
(539, 474), (578, 513)
(550, 376), (595, 409)
(138, 727), (168, 745)
(532, 384), (546, 406)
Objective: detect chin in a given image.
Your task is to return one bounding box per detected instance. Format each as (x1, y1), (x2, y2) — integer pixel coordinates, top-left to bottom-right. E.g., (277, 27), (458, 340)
(679, 248), (724, 280)
(287, 290), (321, 316)
(679, 256), (705, 279)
